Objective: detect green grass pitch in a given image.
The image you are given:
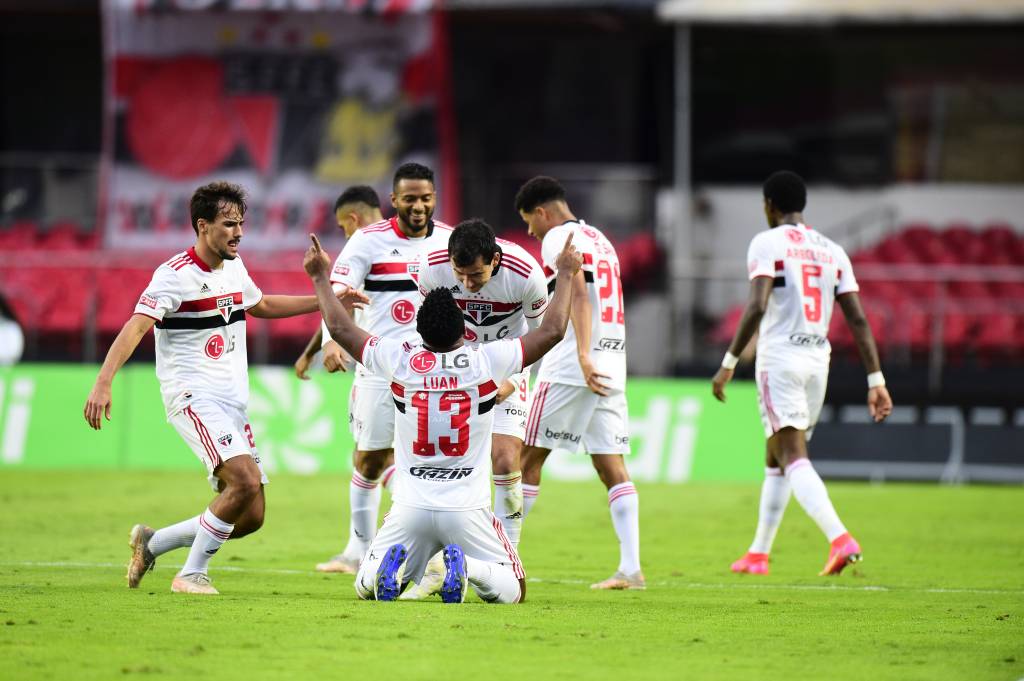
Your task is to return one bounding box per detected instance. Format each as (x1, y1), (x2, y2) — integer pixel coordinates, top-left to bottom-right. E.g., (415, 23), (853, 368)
(1, 470), (1021, 680)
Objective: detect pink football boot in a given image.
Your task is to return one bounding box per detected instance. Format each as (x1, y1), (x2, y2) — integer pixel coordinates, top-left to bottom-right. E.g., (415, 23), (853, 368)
(730, 552), (770, 575)
(819, 532), (862, 576)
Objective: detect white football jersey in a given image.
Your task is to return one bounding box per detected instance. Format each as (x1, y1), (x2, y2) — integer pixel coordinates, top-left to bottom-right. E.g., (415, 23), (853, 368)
(323, 217), (452, 387)
(536, 220), (627, 390)
(133, 247), (263, 416)
(746, 223), (859, 365)
(416, 238), (548, 345)
(360, 336), (524, 511)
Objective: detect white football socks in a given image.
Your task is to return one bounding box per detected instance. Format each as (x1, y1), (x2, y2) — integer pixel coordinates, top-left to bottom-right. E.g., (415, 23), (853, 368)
(607, 482), (641, 575)
(466, 556), (522, 604)
(493, 471), (524, 547)
(180, 508), (233, 576)
(522, 484), (540, 518)
(344, 470), (381, 558)
(749, 467), (791, 554)
(785, 458), (847, 542)
(147, 515), (199, 557)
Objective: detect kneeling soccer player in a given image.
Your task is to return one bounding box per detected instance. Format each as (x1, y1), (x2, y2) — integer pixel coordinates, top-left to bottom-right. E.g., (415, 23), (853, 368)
(304, 230), (582, 602)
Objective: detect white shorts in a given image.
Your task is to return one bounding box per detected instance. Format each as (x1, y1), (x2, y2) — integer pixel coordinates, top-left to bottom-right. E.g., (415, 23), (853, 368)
(523, 381), (631, 455)
(357, 504), (524, 589)
(493, 374), (530, 440)
(349, 382), (395, 451)
(755, 361), (828, 440)
(169, 398), (269, 492)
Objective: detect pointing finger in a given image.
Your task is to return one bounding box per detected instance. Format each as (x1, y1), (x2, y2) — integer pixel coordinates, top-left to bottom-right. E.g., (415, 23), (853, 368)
(563, 232), (574, 251)
(310, 234), (323, 253)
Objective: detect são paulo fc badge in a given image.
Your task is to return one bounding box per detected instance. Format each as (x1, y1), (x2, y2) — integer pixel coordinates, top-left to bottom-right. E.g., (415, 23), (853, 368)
(217, 433), (233, 447)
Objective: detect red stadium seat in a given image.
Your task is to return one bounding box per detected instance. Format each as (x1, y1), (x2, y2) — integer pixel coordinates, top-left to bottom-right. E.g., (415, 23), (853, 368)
(974, 313), (1019, 354)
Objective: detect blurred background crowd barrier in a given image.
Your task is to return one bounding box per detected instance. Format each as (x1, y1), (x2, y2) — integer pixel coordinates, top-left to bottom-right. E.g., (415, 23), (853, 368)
(1, 0), (1022, 481)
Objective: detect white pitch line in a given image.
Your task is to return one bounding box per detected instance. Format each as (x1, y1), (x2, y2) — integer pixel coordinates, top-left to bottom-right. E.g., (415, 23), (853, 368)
(2, 561), (1022, 596)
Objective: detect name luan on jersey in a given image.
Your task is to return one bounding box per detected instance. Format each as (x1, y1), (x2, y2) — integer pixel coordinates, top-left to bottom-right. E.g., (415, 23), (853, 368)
(746, 223), (859, 365)
(133, 247), (263, 416)
(537, 220), (627, 391)
(359, 335), (525, 511)
(324, 217), (452, 387)
(416, 238), (548, 346)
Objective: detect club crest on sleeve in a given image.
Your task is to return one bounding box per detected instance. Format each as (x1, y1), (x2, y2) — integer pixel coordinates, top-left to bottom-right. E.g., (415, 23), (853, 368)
(139, 295), (158, 309)
(368, 336), (381, 347)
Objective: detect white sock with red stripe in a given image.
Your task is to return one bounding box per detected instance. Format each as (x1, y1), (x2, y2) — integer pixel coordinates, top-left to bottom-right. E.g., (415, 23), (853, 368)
(522, 484), (540, 517)
(343, 471), (381, 558)
(785, 459), (847, 542)
(607, 482), (641, 575)
(493, 471), (523, 547)
(180, 509), (233, 576)
(466, 556), (522, 604)
(380, 465), (396, 494)
(749, 467), (790, 554)
(148, 515), (199, 557)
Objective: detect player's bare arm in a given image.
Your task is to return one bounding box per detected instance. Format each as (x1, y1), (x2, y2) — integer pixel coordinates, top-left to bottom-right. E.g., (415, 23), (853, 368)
(712, 276), (773, 403)
(520, 234), (583, 367)
(84, 313), (156, 430)
(250, 287), (368, 319)
(304, 234), (372, 360)
(569, 269), (610, 396)
(294, 327), (323, 380)
(838, 292), (893, 423)
(495, 380), (517, 404)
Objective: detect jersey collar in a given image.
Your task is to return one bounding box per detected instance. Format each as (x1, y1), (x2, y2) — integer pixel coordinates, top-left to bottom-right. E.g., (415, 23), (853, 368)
(390, 216), (435, 240)
(186, 246), (212, 272)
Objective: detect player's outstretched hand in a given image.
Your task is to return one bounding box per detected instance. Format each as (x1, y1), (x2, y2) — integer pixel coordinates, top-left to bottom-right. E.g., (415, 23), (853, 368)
(868, 384), (892, 423)
(711, 366), (733, 403)
(303, 234), (331, 278)
(84, 382), (112, 430)
(554, 232), (583, 275)
(322, 339), (349, 373)
(337, 287), (370, 309)
(580, 354), (611, 396)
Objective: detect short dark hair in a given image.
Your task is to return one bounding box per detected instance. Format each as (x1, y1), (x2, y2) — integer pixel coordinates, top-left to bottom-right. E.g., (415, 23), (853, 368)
(334, 185), (380, 212)
(393, 162), (435, 190)
(514, 176), (566, 213)
(190, 181), (247, 235)
(763, 171), (806, 213)
(448, 219), (499, 268)
(417, 287), (465, 349)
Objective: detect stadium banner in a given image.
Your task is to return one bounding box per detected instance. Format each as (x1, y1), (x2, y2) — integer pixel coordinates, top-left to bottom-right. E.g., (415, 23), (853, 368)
(0, 365), (766, 482)
(100, 0), (457, 253)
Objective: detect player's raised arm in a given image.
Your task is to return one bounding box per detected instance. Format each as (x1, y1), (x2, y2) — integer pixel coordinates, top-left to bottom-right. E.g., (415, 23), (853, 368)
(84, 313), (156, 430)
(520, 233), (583, 367)
(711, 276), (773, 403)
(837, 291), (893, 423)
(304, 234), (372, 361)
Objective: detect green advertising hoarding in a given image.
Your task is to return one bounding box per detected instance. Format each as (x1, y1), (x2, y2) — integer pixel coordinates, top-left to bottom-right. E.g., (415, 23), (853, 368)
(0, 364), (765, 482)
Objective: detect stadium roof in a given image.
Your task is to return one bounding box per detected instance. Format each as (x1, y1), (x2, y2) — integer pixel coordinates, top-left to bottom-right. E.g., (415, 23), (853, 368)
(657, 0), (1024, 24)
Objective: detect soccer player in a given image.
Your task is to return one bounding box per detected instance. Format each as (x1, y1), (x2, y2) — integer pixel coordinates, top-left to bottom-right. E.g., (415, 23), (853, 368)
(712, 170), (893, 576)
(515, 176), (643, 591)
(293, 185), (383, 380)
(83, 181), (366, 595)
(302, 229), (582, 603)
(314, 163), (452, 574)
(417, 219), (549, 546)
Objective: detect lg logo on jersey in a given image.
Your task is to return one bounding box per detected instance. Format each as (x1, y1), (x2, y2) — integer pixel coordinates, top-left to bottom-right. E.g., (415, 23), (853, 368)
(410, 351), (437, 374)
(786, 229), (805, 244)
(205, 333), (235, 359)
(391, 300), (415, 324)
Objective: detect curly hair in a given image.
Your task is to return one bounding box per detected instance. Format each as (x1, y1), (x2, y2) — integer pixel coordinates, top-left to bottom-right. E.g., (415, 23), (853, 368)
(449, 219), (499, 269)
(514, 175), (566, 214)
(417, 287), (465, 350)
(334, 185), (380, 212)
(190, 181), (247, 235)
(763, 171), (807, 214)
